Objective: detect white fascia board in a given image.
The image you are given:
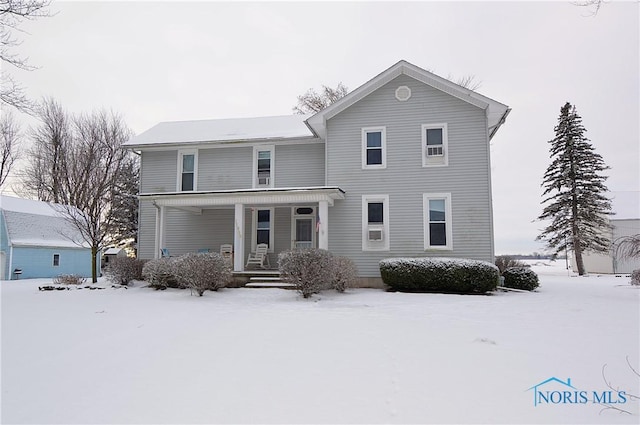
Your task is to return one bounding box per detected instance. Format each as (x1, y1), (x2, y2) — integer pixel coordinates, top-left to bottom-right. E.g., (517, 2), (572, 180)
(143, 187), (345, 208)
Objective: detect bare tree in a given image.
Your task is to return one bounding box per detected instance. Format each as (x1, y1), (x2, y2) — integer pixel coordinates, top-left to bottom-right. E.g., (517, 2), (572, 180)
(614, 235), (640, 261)
(0, 0), (51, 111)
(21, 100), (134, 282)
(573, 0), (606, 15)
(293, 82), (348, 114)
(21, 98), (71, 201)
(0, 109), (20, 187)
(454, 75), (482, 91)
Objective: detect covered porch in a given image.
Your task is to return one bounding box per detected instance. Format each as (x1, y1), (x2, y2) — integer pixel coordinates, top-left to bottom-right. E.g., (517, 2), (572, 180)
(141, 187), (345, 272)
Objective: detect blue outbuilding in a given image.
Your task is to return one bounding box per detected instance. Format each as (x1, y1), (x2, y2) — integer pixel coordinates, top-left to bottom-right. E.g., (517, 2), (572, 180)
(0, 195), (98, 280)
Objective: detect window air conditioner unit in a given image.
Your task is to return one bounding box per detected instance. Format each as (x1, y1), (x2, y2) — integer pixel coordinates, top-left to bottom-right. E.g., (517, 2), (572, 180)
(258, 176), (270, 186)
(368, 229), (383, 241)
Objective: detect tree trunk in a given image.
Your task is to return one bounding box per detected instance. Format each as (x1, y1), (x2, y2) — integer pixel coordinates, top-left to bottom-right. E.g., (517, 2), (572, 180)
(91, 246), (98, 283)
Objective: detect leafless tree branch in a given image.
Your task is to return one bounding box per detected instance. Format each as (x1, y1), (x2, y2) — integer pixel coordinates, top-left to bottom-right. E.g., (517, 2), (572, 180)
(0, 108), (20, 187)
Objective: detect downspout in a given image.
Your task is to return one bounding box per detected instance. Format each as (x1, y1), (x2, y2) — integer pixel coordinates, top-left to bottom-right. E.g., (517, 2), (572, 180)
(485, 107), (496, 262)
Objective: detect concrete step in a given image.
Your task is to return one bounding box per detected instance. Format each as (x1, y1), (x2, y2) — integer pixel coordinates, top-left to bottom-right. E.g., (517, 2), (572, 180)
(244, 281), (296, 289)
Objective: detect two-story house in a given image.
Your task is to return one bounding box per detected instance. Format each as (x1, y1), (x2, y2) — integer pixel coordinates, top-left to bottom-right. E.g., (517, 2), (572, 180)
(124, 60), (510, 285)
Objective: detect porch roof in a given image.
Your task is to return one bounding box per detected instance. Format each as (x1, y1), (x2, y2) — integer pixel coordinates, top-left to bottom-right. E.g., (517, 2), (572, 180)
(140, 186), (345, 208)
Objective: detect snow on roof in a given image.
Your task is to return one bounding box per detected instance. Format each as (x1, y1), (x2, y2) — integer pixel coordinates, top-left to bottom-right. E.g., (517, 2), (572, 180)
(0, 195), (89, 249)
(104, 247), (122, 255)
(124, 114), (314, 147)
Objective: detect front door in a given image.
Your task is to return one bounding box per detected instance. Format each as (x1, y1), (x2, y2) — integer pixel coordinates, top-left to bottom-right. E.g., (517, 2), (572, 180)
(292, 207), (315, 249)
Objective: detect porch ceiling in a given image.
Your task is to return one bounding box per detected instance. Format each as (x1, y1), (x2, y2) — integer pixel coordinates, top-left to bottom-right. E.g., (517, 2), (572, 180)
(140, 186), (345, 208)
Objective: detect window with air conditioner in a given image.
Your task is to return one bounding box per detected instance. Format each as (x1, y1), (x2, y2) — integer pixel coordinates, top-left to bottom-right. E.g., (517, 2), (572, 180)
(254, 146), (274, 188)
(362, 195), (389, 251)
(422, 124), (448, 167)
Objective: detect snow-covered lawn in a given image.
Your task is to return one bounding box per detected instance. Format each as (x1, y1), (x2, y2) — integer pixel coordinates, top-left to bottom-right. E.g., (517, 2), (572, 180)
(1, 261), (638, 424)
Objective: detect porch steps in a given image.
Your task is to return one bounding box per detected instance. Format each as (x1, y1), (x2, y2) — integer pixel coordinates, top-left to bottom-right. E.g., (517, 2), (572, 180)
(244, 275), (296, 289)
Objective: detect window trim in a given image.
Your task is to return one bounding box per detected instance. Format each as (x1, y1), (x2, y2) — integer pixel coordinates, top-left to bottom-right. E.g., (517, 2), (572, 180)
(251, 207), (275, 253)
(362, 194), (390, 251)
(177, 149), (198, 191)
(422, 123), (448, 167)
(423, 193), (453, 250)
(253, 145), (275, 188)
(361, 127), (387, 170)
(53, 253), (60, 267)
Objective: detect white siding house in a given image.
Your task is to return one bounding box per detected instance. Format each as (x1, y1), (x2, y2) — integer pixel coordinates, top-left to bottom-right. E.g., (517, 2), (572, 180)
(124, 60), (510, 284)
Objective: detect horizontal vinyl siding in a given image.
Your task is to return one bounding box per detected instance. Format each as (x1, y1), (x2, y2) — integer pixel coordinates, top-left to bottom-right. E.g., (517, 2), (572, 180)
(0, 212), (9, 279)
(11, 247), (93, 279)
(163, 208), (235, 257)
(138, 201), (156, 260)
(327, 74), (493, 276)
(275, 143), (325, 187)
(198, 146), (252, 191)
(140, 150), (177, 193)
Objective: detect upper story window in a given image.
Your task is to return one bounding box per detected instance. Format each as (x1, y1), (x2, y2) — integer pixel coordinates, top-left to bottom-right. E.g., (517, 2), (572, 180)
(253, 146), (274, 188)
(362, 127), (386, 169)
(423, 193), (453, 250)
(362, 194), (390, 251)
(178, 150), (198, 191)
(422, 123), (448, 167)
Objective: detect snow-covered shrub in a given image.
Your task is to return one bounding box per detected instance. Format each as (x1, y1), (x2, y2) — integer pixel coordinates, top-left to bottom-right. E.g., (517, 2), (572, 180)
(379, 257), (499, 294)
(278, 248), (333, 298)
(53, 274), (86, 285)
(172, 252), (231, 296)
(331, 256), (358, 292)
(502, 267), (539, 291)
(495, 255), (528, 274)
(631, 269), (640, 286)
(104, 257), (146, 286)
(142, 257), (179, 289)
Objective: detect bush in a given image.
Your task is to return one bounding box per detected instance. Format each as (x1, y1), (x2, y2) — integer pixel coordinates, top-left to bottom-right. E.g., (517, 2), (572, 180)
(104, 257), (146, 286)
(53, 274), (86, 285)
(278, 249), (333, 298)
(495, 255), (528, 274)
(502, 267), (539, 291)
(331, 256), (358, 292)
(379, 257), (499, 294)
(172, 252), (231, 296)
(142, 257), (179, 289)
(631, 269), (640, 286)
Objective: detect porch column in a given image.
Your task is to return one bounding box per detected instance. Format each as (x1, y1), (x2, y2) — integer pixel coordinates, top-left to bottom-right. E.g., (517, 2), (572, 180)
(159, 206), (167, 259)
(233, 203), (245, 272)
(154, 205), (166, 259)
(318, 200), (329, 250)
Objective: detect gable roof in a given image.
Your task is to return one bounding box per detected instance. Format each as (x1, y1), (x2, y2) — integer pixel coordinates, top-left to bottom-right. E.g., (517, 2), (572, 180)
(306, 60), (510, 140)
(124, 114), (315, 148)
(0, 195), (89, 249)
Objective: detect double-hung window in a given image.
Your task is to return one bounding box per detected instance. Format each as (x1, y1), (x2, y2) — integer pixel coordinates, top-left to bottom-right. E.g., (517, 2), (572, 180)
(423, 193), (452, 250)
(422, 124), (448, 167)
(252, 208), (274, 252)
(178, 150), (197, 191)
(53, 254), (60, 267)
(254, 146), (274, 188)
(362, 127), (386, 169)
(362, 195), (390, 251)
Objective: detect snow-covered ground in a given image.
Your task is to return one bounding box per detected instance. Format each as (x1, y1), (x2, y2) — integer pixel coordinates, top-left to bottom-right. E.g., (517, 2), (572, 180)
(1, 261), (638, 424)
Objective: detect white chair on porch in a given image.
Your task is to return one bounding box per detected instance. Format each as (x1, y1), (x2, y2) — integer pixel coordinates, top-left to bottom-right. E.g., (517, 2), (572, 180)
(220, 244), (233, 264)
(245, 243), (271, 269)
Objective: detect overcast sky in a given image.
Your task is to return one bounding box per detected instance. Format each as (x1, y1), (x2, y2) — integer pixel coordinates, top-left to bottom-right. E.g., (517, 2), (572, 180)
(6, 0), (639, 254)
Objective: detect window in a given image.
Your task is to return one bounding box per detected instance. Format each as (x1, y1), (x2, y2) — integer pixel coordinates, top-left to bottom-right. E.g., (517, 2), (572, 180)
(362, 127), (386, 169)
(252, 208), (274, 252)
(177, 150), (198, 191)
(253, 146), (274, 188)
(53, 254), (60, 266)
(362, 195), (390, 251)
(422, 124), (448, 167)
(423, 193), (452, 250)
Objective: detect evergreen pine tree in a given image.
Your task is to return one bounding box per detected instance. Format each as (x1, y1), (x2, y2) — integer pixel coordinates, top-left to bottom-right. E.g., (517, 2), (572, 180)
(537, 102), (612, 275)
